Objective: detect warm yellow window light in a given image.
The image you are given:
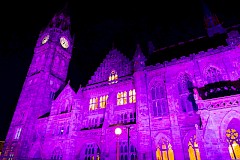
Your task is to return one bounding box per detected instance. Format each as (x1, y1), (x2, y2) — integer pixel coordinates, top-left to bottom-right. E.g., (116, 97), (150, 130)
(129, 89), (136, 103)
(108, 70), (118, 84)
(100, 95), (108, 108)
(156, 138), (174, 160)
(188, 135), (201, 160)
(226, 128), (240, 159)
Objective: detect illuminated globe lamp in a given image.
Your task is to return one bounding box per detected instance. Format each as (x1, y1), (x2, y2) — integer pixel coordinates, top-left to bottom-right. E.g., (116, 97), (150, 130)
(115, 127), (122, 160)
(115, 127), (122, 136)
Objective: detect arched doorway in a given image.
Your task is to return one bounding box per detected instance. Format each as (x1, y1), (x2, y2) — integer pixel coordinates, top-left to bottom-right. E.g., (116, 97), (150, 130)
(226, 118), (240, 159)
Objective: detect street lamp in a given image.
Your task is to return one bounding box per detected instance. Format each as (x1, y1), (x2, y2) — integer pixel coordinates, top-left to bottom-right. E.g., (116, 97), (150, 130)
(115, 127), (122, 160)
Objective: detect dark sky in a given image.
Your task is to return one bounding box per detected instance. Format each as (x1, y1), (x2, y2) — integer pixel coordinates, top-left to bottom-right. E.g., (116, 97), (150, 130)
(0, 0), (239, 140)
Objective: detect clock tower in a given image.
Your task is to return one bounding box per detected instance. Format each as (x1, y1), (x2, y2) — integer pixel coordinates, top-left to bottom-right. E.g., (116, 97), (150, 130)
(3, 8), (74, 158)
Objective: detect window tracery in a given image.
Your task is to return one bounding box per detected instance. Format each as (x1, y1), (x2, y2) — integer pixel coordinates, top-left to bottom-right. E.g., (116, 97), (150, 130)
(178, 74), (193, 112)
(151, 85), (168, 117)
(205, 66), (222, 83)
(51, 148), (63, 160)
(188, 135), (201, 160)
(226, 128), (240, 159)
(156, 138), (174, 160)
(83, 143), (100, 160)
(119, 141), (137, 160)
(109, 70), (118, 84)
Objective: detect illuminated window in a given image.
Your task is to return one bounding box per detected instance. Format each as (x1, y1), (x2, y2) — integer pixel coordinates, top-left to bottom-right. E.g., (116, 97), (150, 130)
(151, 85), (168, 117)
(188, 135), (201, 160)
(129, 89), (136, 103)
(108, 70), (118, 84)
(100, 95), (108, 108)
(226, 128), (240, 159)
(156, 138), (174, 160)
(84, 144), (100, 160)
(117, 91), (127, 105)
(120, 141), (137, 160)
(178, 74), (193, 112)
(14, 128), (22, 140)
(89, 98), (98, 110)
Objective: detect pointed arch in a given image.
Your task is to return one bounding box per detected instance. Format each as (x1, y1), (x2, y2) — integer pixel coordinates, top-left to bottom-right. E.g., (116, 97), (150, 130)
(220, 110), (240, 140)
(149, 77), (168, 117)
(203, 65), (223, 83)
(154, 132), (174, 160)
(77, 140), (101, 160)
(220, 110), (240, 159)
(51, 146), (63, 160)
(177, 72), (195, 112)
(183, 130), (201, 160)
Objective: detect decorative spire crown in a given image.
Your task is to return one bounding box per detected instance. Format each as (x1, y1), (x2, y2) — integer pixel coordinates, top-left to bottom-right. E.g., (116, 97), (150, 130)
(48, 3), (71, 31)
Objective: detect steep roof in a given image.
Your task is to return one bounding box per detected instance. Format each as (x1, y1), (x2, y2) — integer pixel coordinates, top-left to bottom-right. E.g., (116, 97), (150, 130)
(87, 48), (133, 85)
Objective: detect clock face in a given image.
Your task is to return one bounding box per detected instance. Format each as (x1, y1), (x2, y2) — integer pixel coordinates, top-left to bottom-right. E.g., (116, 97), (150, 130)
(42, 34), (49, 44)
(60, 37), (69, 49)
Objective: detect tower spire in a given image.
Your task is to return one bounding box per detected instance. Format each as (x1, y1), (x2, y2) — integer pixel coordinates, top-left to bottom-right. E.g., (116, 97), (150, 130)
(133, 44), (146, 71)
(200, 0), (225, 37)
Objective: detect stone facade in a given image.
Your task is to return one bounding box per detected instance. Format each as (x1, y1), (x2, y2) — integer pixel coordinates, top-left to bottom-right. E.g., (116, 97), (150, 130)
(1, 7), (240, 160)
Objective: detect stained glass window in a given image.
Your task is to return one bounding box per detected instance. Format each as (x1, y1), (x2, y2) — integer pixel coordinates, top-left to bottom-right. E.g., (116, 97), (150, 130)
(156, 138), (174, 160)
(109, 70), (118, 84)
(188, 135), (201, 160)
(226, 128), (240, 159)
(129, 89), (136, 103)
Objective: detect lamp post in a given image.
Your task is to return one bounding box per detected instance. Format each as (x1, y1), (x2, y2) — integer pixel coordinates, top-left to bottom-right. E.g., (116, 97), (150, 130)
(115, 127), (122, 160)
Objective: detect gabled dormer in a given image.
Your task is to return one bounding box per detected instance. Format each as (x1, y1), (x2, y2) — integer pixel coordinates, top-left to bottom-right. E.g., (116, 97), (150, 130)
(88, 48), (133, 85)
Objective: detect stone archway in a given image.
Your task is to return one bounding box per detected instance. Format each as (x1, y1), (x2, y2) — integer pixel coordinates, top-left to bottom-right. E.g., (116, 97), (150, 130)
(220, 110), (240, 159)
(154, 132), (174, 160)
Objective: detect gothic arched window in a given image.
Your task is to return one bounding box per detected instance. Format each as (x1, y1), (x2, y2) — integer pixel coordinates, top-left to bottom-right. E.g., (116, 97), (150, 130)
(178, 74), (193, 112)
(156, 138), (174, 160)
(188, 135), (201, 160)
(151, 84), (168, 117)
(120, 141), (137, 160)
(205, 66), (222, 83)
(51, 148), (63, 160)
(108, 70), (118, 84)
(83, 143), (100, 160)
(226, 128), (240, 159)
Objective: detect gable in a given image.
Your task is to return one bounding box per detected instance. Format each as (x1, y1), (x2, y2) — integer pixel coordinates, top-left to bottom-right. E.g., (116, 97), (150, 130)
(88, 49), (133, 84)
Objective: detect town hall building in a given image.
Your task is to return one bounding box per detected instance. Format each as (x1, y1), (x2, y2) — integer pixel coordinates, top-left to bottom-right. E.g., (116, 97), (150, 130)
(1, 3), (240, 160)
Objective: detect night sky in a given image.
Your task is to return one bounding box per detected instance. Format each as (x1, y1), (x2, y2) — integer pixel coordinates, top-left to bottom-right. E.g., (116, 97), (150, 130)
(0, 0), (240, 140)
